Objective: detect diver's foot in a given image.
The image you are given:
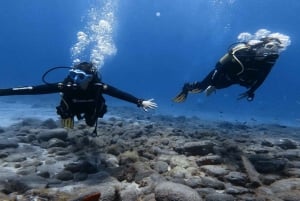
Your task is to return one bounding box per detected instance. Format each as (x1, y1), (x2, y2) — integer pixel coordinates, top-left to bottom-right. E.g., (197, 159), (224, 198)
(205, 85), (216, 96)
(190, 88), (203, 94)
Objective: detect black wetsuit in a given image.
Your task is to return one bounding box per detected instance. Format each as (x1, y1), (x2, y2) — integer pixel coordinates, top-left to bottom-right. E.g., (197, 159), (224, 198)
(0, 80), (144, 126)
(189, 42), (279, 98)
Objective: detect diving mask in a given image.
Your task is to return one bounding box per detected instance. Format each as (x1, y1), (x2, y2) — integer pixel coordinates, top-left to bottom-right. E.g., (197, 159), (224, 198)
(69, 69), (93, 87)
(264, 41), (281, 51)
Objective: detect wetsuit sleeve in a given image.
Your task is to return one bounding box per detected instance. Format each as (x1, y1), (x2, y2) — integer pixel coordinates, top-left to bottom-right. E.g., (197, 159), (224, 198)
(247, 65), (272, 95)
(0, 83), (62, 96)
(247, 53), (279, 95)
(101, 83), (143, 107)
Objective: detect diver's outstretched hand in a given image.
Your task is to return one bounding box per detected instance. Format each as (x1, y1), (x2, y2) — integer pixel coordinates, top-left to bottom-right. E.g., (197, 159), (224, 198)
(238, 91), (254, 101)
(141, 98), (158, 111)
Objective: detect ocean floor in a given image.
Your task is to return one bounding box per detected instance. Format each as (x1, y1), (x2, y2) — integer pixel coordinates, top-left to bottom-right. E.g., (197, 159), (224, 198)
(0, 100), (300, 201)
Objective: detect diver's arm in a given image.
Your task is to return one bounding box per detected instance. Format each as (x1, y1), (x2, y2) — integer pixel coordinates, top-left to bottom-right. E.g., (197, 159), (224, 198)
(248, 69), (271, 94)
(249, 53), (279, 94)
(97, 83), (141, 105)
(239, 62), (274, 101)
(0, 83), (63, 96)
(239, 49), (279, 101)
(99, 83), (157, 110)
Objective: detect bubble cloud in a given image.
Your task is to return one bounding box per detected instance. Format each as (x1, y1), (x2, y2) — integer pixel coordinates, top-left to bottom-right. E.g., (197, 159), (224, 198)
(71, 0), (118, 70)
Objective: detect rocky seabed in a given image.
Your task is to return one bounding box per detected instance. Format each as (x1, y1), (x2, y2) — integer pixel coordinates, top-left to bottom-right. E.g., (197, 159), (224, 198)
(0, 108), (300, 201)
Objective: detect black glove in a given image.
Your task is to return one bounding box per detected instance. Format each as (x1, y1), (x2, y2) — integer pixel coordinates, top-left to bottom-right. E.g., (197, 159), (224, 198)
(238, 91), (255, 101)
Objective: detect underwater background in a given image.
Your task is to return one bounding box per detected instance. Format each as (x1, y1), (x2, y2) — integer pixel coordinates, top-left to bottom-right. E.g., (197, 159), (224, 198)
(0, 0), (300, 126)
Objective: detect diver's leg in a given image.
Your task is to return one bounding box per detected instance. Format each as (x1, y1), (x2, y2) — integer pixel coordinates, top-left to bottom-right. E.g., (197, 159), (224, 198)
(204, 68), (234, 96)
(173, 70), (215, 102)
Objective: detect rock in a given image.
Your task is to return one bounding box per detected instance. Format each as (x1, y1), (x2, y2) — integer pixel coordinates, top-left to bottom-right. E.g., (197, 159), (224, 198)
(142, 193), (156, 201)
(37, 171), (50, 178)
(185, 177), (202, 188)
(37, 128), (68, 141)
(64, 161), (98, 174)
(155, 181), (202, 201)
(97, 185), (119, 201)
(16, 166), (36, 176)
(276, 149), (300, 160)
(2, 179), (29, 194)
(120, 183), (139, 201)
(288, 160), (300, 168)
(55, 170), (74, 181)
(133, 162), (156, 183)
(99, 153), (119, 168)
(170, 155), (191, 168)
(4, 154), (26, 162)
(0, 139), (19, 149)
(257, 178), (300, 201)
(19, 118), (41, 127)
(205, 192), (236, 201)
(224, 171), (248, 186)
(260, 174), (281, 185)
(152, 161), (169, 174)
(182, 140), (215, 155)
(0, 151), (8, 158)
(196, 155), (223, 166)
(151, 146), (178, 155)
(284, 168), (300, 177)
(269, 178), (300, 193)
(47, 138), (67, 148)
(0, 114), (300, 201)
(225, 185), (249, 195)
(40, 118), (58, 129)
(249, 155), (287, 173)
(119, 150), (139, 165)
(275, 191), (300, 201)
(200, 176), (225, 190)
(276, 138), (298, 150)
(21, 189), (72, 201)
(261, 139), (274, 147)
(20, 174), (49, 189)
(0, 192), (12, 201)
(200, 165), (230, 177)
(73, 172), (88, 181)
(169, 166), (188, 178)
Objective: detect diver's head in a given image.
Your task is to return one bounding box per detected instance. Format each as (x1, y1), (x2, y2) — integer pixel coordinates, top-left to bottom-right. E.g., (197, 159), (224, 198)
(238, 29), (291, 53)
(261, 37), (283, 52)
(69, 62), (98, 89)
(73, 62), (97, 74)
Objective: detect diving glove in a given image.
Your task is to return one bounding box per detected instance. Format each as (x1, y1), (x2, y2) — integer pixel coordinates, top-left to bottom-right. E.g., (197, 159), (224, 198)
(140, 98), (158, 111)
(61, 117), (74, 129)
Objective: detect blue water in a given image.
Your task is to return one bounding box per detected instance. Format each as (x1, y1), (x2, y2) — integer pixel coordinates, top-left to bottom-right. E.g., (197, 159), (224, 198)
(1, 0), (300, 126)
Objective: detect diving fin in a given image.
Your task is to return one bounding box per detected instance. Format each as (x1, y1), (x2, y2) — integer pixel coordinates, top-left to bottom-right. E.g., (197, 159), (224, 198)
(173, 91), (188, 103)
(61, 117), (74, 129)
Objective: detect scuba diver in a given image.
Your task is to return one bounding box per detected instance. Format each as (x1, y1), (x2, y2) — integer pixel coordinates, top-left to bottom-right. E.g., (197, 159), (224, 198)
(173, 29), (291, 102)
(0, 62), (157, 133)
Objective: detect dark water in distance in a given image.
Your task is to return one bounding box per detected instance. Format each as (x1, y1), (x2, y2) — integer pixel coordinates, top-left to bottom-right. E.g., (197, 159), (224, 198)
(0, 0), (300, 126)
